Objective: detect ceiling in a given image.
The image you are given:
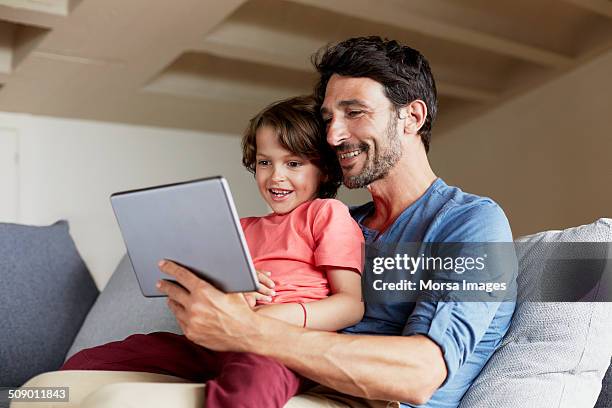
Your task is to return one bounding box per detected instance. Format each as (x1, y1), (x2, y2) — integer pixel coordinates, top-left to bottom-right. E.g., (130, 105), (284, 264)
(1, 0), (611, 135)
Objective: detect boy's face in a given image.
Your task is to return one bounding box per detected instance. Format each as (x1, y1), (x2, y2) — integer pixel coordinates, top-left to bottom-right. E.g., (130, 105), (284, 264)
(255, 126), (322, 215)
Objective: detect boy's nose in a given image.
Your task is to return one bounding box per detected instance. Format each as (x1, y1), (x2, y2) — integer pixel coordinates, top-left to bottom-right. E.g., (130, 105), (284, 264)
(271, 166), (286, 181)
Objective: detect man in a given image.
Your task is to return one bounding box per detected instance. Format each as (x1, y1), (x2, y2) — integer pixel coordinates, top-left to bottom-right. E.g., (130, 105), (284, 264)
(158, 36), (516, 407)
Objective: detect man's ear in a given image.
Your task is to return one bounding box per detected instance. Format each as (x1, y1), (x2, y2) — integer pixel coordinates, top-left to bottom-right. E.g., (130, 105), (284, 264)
(400, 100), (427, 135)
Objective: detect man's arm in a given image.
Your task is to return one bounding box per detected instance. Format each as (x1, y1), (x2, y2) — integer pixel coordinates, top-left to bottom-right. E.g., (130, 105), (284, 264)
(252, 315), (447, 405)
(157, 260), (447, 406)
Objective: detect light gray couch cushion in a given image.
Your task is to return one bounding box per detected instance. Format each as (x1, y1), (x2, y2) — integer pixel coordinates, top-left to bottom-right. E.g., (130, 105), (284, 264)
(0, 221), (98, 387)
(66, 255), (181, 359)
(459, 219), (612, 408)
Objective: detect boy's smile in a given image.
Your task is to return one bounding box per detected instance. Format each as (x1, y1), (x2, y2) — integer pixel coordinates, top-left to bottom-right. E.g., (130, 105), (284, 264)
(255, 126), (322, 214)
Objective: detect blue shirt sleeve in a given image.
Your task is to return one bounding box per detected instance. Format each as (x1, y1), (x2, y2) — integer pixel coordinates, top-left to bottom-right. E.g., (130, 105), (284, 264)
(402, 201), (515, 386)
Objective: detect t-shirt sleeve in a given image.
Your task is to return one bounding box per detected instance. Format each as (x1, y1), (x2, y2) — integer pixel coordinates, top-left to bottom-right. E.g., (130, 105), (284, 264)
(311, 199), (364, 273)
(402, 201), (516, 385)
(402, 297), (502, 387)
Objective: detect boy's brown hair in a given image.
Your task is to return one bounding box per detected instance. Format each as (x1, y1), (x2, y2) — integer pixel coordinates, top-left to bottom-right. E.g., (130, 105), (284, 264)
(242, 95), (342, 199)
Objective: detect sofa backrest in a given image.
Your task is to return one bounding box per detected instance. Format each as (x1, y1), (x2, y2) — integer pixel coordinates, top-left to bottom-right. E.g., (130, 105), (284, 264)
(64, 219), (612, 408)
(66, 255), (181, 359)
(459, 218), (612, 408)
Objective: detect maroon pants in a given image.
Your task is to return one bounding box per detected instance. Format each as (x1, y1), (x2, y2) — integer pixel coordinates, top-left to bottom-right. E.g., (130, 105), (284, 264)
(61, 332), (309, 408)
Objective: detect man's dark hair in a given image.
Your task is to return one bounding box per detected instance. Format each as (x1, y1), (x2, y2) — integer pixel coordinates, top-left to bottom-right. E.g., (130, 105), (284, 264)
(312, 36), (437, 153)
(242, 95), (342, 199)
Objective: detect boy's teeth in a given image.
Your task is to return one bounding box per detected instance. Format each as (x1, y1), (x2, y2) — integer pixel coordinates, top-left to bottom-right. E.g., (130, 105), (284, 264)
(340, 149), (361, 159)
(270, 189), (291, 196)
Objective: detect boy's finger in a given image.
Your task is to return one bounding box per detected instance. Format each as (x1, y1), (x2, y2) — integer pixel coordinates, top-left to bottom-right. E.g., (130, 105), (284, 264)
(256, 284), (275, 297)
(253, 292), (273, 303)
(257, 271), (276, 289)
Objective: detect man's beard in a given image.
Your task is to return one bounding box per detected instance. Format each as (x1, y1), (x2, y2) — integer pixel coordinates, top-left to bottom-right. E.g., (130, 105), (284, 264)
(342, 113), (402, 189)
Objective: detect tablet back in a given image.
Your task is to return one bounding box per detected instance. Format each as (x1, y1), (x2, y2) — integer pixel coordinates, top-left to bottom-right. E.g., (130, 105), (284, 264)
(111, 176), (258, 297)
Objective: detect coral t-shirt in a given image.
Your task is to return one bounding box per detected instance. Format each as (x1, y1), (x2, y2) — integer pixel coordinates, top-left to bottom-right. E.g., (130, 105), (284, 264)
(240, 198), (364, 304)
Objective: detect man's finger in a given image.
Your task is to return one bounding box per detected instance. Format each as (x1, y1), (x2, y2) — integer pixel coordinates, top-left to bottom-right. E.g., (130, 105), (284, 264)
(167, 299), (187, 326)
(157, 279), (191, 306)
(158, 260), (201, 291)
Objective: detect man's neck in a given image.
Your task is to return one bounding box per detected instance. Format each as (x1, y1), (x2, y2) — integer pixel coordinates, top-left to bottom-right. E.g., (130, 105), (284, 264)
(363, 154), (437, 233)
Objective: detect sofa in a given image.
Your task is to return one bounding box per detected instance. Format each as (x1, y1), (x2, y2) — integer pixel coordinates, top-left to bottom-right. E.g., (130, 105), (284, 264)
(1, 219), (611, 408)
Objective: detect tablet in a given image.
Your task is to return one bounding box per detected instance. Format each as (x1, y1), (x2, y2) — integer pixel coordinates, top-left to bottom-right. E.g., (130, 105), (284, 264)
(110, 176), (258, 297)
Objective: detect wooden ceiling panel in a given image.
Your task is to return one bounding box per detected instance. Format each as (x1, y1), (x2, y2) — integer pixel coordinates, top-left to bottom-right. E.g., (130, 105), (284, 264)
(406, 0), (612, 56)
(144, 52), (316, 105)
(0, 19), (50, 73)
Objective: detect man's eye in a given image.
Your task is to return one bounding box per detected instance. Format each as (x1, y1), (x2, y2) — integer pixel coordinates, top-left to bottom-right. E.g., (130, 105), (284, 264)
(287, 161), (302, 168)
(347, 110), (363, 118)
(257, 160), (269, 166)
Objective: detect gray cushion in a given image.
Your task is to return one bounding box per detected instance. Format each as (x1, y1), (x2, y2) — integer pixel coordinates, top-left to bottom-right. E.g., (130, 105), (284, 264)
(66, 255), (181, 359)
(0, 221), (98, 387)
(595, 362), (612, 408)
(459, 219), (612, 408)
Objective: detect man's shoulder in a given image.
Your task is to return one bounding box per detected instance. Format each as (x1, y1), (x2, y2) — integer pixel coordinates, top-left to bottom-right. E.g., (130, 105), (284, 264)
(430, 183), (512, 243)
(435, 183), (504, 222)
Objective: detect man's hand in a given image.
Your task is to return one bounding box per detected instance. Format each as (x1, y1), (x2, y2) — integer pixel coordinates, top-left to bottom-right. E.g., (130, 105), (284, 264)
(156, 260), (263, 352)
(243, 270), (276, 308)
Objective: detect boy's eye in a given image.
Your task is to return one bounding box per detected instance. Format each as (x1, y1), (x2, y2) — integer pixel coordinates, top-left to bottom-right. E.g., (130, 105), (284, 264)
(287, 161), (302, 168)
(257, 160), (270, 166)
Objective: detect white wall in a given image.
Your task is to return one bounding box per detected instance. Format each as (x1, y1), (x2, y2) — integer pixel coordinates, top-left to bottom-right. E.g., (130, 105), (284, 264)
(0, 112), (271, 288)
(0, 112), (371, 288)
(430, 48), (612, 237)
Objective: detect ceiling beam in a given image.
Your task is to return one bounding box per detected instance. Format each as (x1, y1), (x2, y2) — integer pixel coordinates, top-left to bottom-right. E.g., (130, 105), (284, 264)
(0, 0), (69, 15)
(289, 0), (573, 68)
(0, 4), (65, 28)
(436, 82), (496, 103)
(195, 40), (309, 72)
(196, 38), (496, 103)
(561, 0), (612, 19)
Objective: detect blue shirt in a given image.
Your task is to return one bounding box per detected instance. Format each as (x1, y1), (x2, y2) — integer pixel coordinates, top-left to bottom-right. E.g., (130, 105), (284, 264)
(344, 178), (516, 408)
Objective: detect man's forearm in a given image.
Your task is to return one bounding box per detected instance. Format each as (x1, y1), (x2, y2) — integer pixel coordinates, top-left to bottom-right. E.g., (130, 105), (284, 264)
(247, 314), (447, 405)
(156, 261), (445, 405)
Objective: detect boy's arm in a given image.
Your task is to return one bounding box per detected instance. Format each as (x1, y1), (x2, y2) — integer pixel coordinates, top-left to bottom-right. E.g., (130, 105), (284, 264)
(255, 268), (364, 331)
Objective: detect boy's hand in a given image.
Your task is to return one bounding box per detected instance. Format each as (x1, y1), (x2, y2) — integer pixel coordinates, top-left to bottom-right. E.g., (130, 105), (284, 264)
(243, 270), (276, 308)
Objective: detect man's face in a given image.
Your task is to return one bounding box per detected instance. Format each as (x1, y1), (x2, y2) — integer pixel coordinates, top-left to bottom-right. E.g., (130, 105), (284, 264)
(321, 75), (402, 189)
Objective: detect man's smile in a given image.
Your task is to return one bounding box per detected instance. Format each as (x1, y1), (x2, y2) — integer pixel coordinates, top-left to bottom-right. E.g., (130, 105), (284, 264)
(336, 143), (369, 168)
(339, 149), (363, 160)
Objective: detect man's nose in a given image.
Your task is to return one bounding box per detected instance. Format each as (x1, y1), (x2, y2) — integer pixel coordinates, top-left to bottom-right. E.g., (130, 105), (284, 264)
(326, 117), (349, 147)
